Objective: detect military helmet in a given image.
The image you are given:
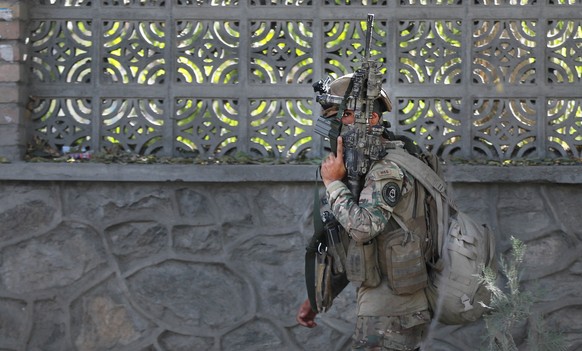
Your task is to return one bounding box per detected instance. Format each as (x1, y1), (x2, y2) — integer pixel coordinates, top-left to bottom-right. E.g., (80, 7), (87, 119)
(328, 73), (392, 113)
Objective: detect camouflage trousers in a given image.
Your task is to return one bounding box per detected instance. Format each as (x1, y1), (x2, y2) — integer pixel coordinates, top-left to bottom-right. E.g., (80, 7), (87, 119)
(351, 311), (430, 351)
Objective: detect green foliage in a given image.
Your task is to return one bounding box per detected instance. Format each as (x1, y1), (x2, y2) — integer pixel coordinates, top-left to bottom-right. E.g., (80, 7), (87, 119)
(24, 138), (322, 165)
(479, 237), (567, 351)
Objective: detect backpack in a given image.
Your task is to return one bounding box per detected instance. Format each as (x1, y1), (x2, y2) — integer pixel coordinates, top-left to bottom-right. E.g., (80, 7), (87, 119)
(385, 147), (497, 325)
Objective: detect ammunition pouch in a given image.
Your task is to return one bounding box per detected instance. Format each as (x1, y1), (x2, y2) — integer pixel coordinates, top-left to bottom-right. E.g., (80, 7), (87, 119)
(312, 212), (349, 312)
(323, 216), (347, 274)
(313, 248), (349, 312)
(315, 251), (333, 310)
(345, 239), (381, 288)
(378, 227), (428, 295)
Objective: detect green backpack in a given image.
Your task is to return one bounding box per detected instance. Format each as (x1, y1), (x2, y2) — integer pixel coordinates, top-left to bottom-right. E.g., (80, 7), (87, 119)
(385, 147), (497, 325)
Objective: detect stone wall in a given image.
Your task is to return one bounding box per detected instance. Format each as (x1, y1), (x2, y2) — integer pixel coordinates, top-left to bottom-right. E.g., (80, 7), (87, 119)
(1, 164), (582, 351)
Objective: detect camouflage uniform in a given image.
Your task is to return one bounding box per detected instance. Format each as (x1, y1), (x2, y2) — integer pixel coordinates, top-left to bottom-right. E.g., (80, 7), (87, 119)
(326, 150), (431, 351)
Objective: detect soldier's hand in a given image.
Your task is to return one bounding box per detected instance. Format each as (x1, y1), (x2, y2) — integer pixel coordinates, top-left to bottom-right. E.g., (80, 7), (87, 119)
(321, 136), (346, 186)
(296, 298), (318, 328)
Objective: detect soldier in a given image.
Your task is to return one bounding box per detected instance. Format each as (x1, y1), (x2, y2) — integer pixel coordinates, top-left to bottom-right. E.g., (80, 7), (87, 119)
(296, 74), (432, 351)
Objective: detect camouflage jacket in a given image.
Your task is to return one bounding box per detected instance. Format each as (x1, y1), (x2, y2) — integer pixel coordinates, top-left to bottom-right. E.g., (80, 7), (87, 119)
(325, 151), (430, 317)
(326, 156), (409, 243)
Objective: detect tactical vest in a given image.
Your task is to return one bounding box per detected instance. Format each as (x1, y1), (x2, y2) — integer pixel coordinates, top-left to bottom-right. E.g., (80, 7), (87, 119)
(333, 151), (431, 296)
(308, 142), (436, 313)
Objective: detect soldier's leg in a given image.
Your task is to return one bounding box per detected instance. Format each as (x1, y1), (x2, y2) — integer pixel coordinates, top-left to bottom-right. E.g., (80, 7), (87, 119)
(351, 315), (427, 351)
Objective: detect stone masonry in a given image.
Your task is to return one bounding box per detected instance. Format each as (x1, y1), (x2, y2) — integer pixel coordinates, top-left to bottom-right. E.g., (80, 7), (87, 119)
(1, 172), (582, 350)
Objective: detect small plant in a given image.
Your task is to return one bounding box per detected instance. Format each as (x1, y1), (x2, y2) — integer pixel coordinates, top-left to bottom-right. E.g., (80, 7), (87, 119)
(479, 236), (566, 351)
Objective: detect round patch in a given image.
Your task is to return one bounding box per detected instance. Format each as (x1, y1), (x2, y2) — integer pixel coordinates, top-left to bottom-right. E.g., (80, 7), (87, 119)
(382, 182), (401, 207)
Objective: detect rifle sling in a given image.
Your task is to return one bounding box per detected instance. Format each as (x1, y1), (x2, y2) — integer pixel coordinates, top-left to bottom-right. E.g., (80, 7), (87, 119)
(305, 168), (324, 313)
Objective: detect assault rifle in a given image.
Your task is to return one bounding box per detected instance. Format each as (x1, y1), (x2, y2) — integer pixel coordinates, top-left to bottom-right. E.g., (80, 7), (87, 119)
(305, 14), (385, 313)
(313, 14), (385, 200)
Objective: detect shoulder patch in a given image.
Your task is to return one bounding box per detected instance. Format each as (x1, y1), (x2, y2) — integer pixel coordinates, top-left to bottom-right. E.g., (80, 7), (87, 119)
(382, 182), (401, 207)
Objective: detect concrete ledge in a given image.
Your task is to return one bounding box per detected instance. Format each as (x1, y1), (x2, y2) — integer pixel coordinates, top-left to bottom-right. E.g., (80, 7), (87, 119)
(1, 162), (582, 184)
(443, 164), (582, 184)
(0, 162), (320, 182)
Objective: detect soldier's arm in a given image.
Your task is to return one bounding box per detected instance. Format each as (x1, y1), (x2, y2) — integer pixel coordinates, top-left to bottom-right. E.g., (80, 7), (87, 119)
(326, 160), (404, 243)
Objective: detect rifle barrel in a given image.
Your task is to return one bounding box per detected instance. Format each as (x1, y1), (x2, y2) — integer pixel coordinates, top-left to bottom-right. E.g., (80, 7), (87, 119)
(364, 14), (374, 62)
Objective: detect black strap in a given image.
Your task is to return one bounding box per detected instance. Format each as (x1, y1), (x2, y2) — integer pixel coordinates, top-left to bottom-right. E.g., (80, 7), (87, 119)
(305, 167), (324, 312)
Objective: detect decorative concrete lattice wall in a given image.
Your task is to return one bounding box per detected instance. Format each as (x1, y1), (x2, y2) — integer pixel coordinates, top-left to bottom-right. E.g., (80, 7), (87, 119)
(26, 1), (582, 161)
